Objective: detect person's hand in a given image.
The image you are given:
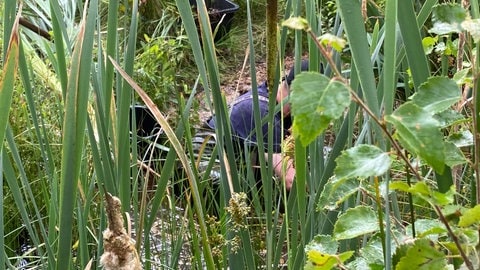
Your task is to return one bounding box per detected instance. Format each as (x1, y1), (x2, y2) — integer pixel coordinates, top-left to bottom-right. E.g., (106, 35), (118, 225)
(269, 152), (295, 191)
(276, 81), (291, 116)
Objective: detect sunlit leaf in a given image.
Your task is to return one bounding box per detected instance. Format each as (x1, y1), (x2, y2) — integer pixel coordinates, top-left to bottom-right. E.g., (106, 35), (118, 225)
(306, 235), (338, 254)
(410, 77), (461, 114)
(396, 239), (447, 270)
(408, 181), (431, 196)
(431, 185), (455, 206)
(390, 181), (455, 206)
(282, 17), (310, 31)
(334, 144), (391, 180)
(291, 72), (351, 146)
(429, 3), (466, 35)
(334, 206), (379, 240)
(389, 181), (411, 193)
(317, 177), (360, 211)
(318, 33), (347, 52)
(385, 102), (445, 173)
(461, 18), (480, 42)
(458, 205), (480, 227)
(422, 36), (438, 55)
(304, 249), (354, 270)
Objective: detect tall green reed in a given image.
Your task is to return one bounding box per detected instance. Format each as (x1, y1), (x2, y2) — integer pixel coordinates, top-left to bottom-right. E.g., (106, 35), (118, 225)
(2, 0), (145, 268)
(3, 0), (478, 268)
(178, 0), (480, 268)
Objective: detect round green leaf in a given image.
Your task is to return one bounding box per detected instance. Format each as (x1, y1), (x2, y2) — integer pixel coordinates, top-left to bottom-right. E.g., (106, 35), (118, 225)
(282, 17), (310, 31)
(411, 76), (461, 114)
(459, 205), (480, 227)
(396, 239), (447, 270)
(318, 33), (347, 52)
(429, 3), (467, 35)
(291, 72), (351, 147)
(385, 102), (446, 173)
(306, 235), (339, 255)
(334, 206), (379, 240)
(434, 109), (466, 128)
(318, 177), (360, 211)
(334, 144), (391, 180)
(360, 234), (385, 266)
(444, 141), (467, 167)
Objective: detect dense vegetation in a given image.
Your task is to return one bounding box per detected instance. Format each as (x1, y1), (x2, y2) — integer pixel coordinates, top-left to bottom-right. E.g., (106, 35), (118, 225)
(1, 0), (480, 269)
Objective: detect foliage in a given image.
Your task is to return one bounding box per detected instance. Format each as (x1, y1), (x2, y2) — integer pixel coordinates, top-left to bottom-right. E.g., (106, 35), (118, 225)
(281, 2), (480, 269)
(133, 35), (185, 109)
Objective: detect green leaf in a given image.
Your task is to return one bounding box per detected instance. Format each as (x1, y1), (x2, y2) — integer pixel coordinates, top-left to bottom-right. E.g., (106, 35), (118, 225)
(391, 181), (455, 206)
(458, 205), (480, 227)
(360, 234), (385, 266)
(408, 181), (431, 197)
(389, 181), (411, 193)
(396, 239), (447, 270)
(422, 36), (438, 55)
(385, 102), (445, 173)
(447, 130), (473, 148)
(434, 109), (466, 128)
(429, 3), (467, 35)
(444, 141), (467, 167)
(346, 258), (370, 270)
(282, 17), (310, 31)
(461, 19), (480, 42)
(306, 235), (339, 255)
(334, 144), (391, 180)
(410, 77), (461, 114)
(392, 244), (410, 269)
(291, 72), (351, 146)
(407, 219), (446, 239)
(452, 68), (472, 86)
(304, 249), (354, 270)
(334, 206), (379, 240)
(318, 33), (347, 52)
(317, 177), (360, 211)
(0, 14), (20, 151)
(431, 185), (455, 206)
(304, 235), (354, 270)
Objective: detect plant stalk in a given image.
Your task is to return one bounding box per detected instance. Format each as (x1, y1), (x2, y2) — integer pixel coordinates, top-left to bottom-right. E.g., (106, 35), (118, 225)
(434, 205), (474, 270)
(266, 0), (278, 89)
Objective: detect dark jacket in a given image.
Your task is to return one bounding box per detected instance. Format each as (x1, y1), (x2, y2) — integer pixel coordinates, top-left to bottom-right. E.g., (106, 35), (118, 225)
(208, 82), (291, 153)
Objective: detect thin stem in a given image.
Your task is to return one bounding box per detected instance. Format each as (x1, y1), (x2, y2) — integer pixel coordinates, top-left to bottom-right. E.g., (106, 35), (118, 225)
(374, 177), (386, 262)
(434, 205), (474, 270)
(405, 150), (416, 238)
(307, 28), (422, 182)
(306, 30), (343, 79)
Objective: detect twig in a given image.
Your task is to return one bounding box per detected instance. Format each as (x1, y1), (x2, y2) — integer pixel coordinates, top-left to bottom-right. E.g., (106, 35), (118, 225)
(306, 28), (423, 182)
(19, 17), (52, 41)
(434, 204), (474, 270)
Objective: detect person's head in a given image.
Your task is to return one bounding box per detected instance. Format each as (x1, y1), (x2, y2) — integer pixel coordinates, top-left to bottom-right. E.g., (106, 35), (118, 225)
(276, 60), (309, 116)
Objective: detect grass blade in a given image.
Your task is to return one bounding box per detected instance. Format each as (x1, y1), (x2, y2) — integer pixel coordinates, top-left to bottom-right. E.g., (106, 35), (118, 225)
(56, 0), (97, 268)
(0, 5), (20, 152)
(109, 56), (216, 269)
